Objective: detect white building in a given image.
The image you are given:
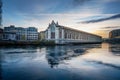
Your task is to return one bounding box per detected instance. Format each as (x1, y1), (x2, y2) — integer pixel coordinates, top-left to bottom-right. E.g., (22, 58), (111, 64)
(45, 20), (102, 44)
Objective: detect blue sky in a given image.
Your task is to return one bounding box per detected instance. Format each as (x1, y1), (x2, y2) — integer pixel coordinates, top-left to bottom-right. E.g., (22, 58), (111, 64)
(2, 0), (120, 37)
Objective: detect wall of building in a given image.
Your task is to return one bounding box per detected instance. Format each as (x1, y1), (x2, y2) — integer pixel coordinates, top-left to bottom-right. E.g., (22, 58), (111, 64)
(39, 31), (46, 41)
(0, 28), (3, 40)
(2, 32), (16, 41)
(0, 0), (2, 27)
(109, 29), (120, 38)
(26, 27), (38, 41)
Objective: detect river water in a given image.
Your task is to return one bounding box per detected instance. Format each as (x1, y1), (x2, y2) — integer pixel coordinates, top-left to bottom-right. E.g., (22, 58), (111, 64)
(0, 43), (120, 80)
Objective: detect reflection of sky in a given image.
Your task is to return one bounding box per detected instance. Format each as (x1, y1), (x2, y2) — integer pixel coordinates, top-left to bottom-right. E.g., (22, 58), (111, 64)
(2, 0), (120, 38)
(1, 43), (120, 80)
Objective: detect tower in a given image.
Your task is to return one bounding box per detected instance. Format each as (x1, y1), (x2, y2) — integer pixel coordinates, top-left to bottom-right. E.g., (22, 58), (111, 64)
(0, 0), (2, 28)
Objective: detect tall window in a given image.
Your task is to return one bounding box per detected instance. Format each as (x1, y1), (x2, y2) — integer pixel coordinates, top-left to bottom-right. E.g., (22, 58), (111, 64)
(64, 30), (67, 39)
(51, 26), (55, 39)
(59, 28), (62, 39)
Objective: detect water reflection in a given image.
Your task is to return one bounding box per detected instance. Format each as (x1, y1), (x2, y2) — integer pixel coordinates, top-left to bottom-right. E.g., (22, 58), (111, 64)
(46, 44), (101, 68)
(1, 43), (120, 80)
(86, 60), (120, 70)
(0, 46), (45, 64)
(109, 44), (120, 56)
(82, 43), (120, 71)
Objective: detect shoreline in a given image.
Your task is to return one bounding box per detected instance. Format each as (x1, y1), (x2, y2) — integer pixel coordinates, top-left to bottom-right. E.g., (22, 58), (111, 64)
(0, 39), (120, 46)
(0, 40), (102, 46)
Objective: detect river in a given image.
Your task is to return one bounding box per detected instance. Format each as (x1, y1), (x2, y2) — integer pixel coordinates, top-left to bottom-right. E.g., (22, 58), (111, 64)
(0, 43), (120, 80)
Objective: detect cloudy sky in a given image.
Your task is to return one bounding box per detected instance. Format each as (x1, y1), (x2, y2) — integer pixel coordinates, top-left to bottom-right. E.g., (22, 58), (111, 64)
(2, 0), (120, 38)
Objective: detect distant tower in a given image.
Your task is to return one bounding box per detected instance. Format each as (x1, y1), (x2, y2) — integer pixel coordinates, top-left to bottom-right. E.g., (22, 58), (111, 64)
(51, 20), (55, 24)
(0, 0), (2, 27)
(56, 21), (58, 25)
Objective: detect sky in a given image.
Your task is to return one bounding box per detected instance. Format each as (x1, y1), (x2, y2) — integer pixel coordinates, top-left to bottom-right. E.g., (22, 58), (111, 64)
(2, 0), (120, 38)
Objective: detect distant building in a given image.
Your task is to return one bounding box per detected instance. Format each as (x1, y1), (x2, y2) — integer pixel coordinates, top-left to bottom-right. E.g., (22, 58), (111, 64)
(109, 29), (120, 38)
(26, 27), (38, 41)
(16, 27), (26, 41)
(4, 25), (38, 41)
(39, 31), (46, 41)
(0, 28), (3, 40)
(0, 0), (2, 27)
(3, 25), (16, 40)
(4, 25), (25, 41)
(2, 32), (16, 41)
(4, 25), (16, 32)
(45, 20), (102, 44)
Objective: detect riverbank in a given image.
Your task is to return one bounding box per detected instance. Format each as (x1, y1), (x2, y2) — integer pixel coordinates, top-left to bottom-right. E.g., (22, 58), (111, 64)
(0, 40), (103, 46)
(0, 40), (55, 46)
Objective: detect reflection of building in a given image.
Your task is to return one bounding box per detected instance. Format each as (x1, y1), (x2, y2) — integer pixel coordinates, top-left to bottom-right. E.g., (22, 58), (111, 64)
(45, 20), (102, 44)
(46, 44), (101, 68)
(39, 31), (46, 41)
(3, 25), (38, 41)
(109, 29), (120, 38)
(109, 44), (120, 56)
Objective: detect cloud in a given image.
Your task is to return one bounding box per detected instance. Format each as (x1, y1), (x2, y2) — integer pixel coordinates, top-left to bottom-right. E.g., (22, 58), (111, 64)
(78, 14), (120, 24)
(72, 0), (90, 7)
(101, 26), (120, 29)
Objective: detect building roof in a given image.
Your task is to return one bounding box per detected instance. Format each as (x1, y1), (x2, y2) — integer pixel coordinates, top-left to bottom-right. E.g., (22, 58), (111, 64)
(56, 25), (101, 37)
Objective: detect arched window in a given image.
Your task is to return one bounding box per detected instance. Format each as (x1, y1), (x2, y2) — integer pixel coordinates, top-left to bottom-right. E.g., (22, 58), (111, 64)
(51, 26), (55, 32)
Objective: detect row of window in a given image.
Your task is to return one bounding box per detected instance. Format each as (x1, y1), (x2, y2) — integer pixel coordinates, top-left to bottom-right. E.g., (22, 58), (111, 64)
(64, 30), (101, 41)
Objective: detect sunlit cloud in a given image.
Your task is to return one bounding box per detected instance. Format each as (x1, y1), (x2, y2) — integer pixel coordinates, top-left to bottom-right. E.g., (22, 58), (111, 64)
(79, 14), (120, 24)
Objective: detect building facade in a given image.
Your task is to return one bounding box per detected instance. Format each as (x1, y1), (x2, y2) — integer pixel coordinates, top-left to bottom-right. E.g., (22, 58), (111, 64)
(39, 31), (46, 41)
(3, 25), (16, 40)
(2, 32), (16, 41)
(45, 20), (102, 44)
(4, 25), (38, 41)
(0, 0), (2, 27)
(26, 27), (38, 41)
(0, 28), (3, 40)
(109, 29), (120, 38)
(16, 27), (26, 41)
